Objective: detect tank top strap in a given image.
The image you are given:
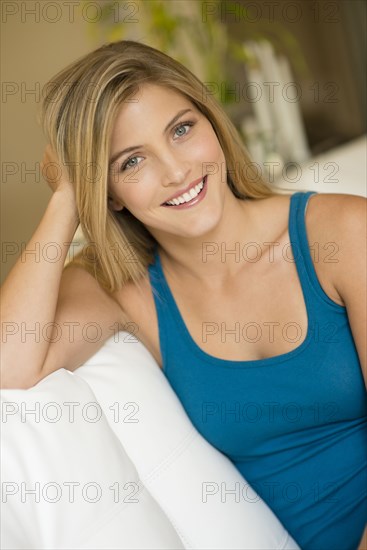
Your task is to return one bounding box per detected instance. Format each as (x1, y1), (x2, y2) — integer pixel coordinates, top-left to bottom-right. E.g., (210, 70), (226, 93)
(147, 246), (175, 370)
(147, 251), (167, 307)
(288, 190), (320, 319)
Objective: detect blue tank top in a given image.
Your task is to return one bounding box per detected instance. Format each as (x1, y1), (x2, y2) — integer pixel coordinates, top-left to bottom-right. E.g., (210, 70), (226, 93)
(147, 191), (367, 549)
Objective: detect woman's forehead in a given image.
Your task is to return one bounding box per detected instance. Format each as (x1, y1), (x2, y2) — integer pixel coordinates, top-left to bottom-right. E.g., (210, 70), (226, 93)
(112, 86), (199, 132)
(118, 83), (195, 115)
(109, 85), (200, 151)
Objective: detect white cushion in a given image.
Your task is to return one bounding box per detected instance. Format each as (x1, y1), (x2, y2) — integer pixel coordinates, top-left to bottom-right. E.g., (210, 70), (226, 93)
(1, 333), (299, 549)
(1, 369), (183, 549)
(274, 134), (367, 197)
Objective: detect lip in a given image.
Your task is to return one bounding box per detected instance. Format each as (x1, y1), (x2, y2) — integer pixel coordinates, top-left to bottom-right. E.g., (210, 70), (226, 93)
(161, 175), (208, 209)
(160, 175), (206, 205)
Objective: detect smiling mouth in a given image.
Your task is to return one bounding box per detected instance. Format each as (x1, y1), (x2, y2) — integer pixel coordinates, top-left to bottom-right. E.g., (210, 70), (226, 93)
(162, 175), (207, 207)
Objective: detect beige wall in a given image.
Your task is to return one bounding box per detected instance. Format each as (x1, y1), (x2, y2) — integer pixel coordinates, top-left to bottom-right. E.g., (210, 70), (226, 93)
(1, 2), (99, 283)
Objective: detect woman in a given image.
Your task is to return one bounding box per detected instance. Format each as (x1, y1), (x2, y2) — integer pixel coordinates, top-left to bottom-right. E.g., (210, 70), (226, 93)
(1, 40), (366, 549)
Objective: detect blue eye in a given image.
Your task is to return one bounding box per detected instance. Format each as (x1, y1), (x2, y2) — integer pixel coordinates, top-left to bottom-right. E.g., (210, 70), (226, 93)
(120, 121), (195, 172)
(121, 156), (142, 171)
(173, 121), (194, 138)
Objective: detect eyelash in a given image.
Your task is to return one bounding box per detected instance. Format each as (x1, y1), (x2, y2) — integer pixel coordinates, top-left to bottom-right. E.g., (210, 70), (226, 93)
(173, 120), (195, 138)
(121, 120), (195, 171)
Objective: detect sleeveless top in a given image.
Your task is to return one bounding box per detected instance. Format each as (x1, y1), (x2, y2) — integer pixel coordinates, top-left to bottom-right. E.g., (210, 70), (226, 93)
(147, 191), (367, 549)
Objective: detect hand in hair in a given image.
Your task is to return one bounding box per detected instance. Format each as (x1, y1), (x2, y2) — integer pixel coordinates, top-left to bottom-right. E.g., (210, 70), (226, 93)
(41, 144), (75, 196)
(40, 144), (79, 223)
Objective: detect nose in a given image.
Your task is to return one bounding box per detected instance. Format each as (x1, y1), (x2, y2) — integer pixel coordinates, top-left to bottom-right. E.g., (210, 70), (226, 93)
(158, 150), (190, 188)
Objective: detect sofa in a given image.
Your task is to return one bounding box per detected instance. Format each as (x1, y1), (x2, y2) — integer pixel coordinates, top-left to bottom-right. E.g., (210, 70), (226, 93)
(274, 134), (367, 197)
(1, 332), (300, 549)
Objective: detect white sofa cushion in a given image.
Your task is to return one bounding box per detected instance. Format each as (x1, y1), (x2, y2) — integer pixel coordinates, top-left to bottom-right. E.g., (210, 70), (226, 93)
(1, 333), (299, 549)
(274, 134), (367, 197)
(1, 368), (183, 550)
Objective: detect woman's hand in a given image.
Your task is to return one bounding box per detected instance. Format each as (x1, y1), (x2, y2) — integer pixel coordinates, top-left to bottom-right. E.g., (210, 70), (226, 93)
(40, 144), (75, 195)
(40, 144), (79, 222)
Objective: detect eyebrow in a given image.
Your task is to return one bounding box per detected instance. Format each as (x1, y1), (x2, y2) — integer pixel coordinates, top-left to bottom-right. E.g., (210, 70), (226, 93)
(109, 108), (194, 167)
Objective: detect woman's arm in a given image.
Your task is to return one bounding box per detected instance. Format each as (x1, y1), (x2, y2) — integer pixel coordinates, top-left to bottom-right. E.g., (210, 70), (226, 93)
(1, 146), (128, 389)
(1, 147), (127, 389)
(1, 190), (79, 388)
(329, 194), (367, 387)
(306, 192), (366, 387)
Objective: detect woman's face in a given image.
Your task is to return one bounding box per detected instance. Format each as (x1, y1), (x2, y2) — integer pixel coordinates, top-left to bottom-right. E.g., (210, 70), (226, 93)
(108, 83), (229, 239)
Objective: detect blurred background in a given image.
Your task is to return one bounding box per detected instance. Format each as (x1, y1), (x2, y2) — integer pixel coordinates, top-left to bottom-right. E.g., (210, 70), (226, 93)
(1, 0), (366, 283)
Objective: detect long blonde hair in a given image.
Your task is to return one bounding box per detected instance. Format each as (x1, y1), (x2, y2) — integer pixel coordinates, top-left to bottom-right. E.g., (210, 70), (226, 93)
(40, 39), (283, 293)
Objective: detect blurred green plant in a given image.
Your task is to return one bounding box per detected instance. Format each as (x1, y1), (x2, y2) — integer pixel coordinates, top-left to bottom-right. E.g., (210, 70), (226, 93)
(83, 0), (310, 106)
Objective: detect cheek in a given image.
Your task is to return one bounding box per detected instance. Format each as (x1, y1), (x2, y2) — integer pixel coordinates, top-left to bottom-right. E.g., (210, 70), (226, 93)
(119, 179), (155, 212)
(191, 129), (225, 172)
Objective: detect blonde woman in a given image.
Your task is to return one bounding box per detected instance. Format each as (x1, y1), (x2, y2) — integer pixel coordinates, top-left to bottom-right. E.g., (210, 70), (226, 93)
(1, 40), (366, 549)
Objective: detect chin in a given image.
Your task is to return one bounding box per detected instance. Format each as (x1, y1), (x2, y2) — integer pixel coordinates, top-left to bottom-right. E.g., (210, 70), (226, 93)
(177, 211), (223, 239)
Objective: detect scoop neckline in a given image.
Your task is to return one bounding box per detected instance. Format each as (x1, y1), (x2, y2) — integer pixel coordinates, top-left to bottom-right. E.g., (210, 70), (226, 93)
(153, 192), (315, 368)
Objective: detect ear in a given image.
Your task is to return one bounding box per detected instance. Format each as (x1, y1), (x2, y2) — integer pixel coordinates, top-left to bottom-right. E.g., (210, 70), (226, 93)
(108, 195), (124, 212)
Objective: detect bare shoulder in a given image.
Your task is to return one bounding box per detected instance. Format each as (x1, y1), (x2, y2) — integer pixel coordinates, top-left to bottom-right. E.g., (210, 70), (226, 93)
(63, 265), (159, 347)
(305, 192), (366, 380)
(306, 191), (366, 216)
(39, 264), (127, 378)
(112, 270), (162, 365)
(305, 192), (366, 250)
(61, 263), (125, 316)
(304, 192), (367, 305)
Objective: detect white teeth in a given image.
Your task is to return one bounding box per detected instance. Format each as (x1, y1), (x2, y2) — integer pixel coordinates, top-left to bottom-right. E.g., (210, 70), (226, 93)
(165, 178), (205, 206)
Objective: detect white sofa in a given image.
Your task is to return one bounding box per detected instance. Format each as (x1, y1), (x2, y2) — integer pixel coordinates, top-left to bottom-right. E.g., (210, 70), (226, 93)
(274, 134), (367, 197)
(1, 333), (299, 549)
